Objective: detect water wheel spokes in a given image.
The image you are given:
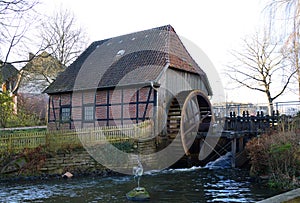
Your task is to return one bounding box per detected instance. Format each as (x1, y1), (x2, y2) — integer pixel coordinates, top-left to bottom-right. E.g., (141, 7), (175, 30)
(167, 90), (212, 156)
(182, 91), (213, 155)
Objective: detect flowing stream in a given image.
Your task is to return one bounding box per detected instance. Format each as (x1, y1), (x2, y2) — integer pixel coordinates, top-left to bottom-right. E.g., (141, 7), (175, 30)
(0, 154), (280, 203)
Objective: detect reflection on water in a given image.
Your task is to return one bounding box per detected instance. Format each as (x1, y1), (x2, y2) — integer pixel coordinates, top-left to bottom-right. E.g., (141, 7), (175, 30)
(0, 167), (278, 203)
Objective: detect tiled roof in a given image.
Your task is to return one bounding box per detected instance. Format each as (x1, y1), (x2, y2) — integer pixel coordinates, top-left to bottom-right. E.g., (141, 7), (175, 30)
(44, 25), (212, 95)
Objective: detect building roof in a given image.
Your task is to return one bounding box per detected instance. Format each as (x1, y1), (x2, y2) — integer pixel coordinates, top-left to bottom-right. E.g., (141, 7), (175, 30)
(0, 63), (19, 82)
(20, 51), (65, 93)
(22, 51), (65, 74)
(44, 25), (212, 95)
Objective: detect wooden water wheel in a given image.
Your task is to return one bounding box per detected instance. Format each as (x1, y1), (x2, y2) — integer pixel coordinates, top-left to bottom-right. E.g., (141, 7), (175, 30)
(167, 90), (212, 156)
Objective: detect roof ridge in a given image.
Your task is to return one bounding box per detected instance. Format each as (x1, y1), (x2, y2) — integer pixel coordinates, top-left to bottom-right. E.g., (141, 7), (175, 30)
(89, 24), (175, 44)
(166, 25), (171, 64)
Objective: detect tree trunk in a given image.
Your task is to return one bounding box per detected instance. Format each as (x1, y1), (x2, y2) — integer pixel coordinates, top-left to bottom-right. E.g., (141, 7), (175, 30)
(268, 102), (274, 115)
(266, 91), (274, 114)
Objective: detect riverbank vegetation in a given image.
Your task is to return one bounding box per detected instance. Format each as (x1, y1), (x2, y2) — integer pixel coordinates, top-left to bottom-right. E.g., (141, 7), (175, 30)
(0, 93), (45, 128)
(0, 121), (151, 179)
(0, 146), (48, 178)
(246, 130), (300, 189)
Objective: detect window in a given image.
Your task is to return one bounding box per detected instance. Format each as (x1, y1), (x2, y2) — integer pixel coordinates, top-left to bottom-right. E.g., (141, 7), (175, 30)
(61, 106), (71, 122)
(84, 106), (94, 121)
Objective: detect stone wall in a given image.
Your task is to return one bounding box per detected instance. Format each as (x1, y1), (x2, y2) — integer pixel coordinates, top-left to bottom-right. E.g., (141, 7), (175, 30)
(40, 138), (157, 176)
(0, 147), (109, 179)
(39, 148), (107, 176)
(0, 136), (163, 179)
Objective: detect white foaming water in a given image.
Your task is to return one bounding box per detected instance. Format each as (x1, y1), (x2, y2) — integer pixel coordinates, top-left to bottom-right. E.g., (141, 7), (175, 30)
(144, 152), (232, 176)
(144, 166), (202, 176)
(204, 152), (232, 169)
(145, 152), (233, 176)
(143, 169), (162, 175)
(167, 166), (202, 173)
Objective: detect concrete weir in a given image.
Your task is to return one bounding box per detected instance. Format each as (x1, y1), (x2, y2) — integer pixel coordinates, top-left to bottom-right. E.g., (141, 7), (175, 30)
(257, 188), (300, 203)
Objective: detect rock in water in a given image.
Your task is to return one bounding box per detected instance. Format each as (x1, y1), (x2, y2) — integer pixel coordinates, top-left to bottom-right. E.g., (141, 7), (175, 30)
(126, 187), (150, 201)
(62, 172), (73, 179)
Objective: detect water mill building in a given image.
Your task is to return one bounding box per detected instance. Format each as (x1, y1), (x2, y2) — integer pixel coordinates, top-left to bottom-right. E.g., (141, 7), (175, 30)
(44, 25), (214, 164)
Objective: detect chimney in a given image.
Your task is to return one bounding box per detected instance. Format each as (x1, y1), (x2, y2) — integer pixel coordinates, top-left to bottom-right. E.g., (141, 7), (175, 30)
(29, 52), (35, 61)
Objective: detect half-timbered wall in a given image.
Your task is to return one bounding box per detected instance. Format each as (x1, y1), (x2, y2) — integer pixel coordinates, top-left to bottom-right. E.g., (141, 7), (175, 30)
(48, 87), (156, 130)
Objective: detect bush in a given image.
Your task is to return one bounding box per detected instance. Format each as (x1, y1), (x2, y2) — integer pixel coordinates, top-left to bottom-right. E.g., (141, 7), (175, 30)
(0, 93), (46, 128)
(7, 109), (44, 127)
(0, 92), (14, 127)
(4, 94), (46, 127)
(246, 131), (300, 189)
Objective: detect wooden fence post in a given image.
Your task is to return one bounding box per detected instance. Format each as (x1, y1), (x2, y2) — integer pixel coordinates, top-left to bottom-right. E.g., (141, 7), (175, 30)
(231, 137), (236, 168)
(8, 134), (12, 153)
(45, 131), (49, 150)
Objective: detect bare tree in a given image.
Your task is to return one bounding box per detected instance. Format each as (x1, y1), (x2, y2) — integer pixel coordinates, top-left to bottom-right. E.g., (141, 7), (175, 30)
(39, 7), (88, 67)
(0, 0), (38, 42)
(18, 7), (89, 93)
(267, 0), (300, 100)
(226, 31), (296, 113)
(0, 0), (39, 62)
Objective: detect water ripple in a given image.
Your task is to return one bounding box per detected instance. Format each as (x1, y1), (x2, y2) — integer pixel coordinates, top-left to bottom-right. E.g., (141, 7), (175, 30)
(0, 168), (277, 202)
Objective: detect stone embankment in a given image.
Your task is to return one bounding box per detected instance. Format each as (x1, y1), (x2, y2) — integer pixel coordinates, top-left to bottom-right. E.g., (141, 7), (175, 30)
(0, 137), (158, 180)
(257, 188), (300, 203)
(38, 148), (107, 175)
(0, 147), (111, 180)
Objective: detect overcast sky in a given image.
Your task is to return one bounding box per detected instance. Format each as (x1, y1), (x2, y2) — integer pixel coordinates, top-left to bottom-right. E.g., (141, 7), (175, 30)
(39, 0), (264, 66)
(36, 0), (298, 104)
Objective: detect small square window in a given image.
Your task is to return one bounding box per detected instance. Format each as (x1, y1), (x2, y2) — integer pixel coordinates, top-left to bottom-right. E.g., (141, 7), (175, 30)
(61, 106), (71, 122)
(84, 106), (94, 121)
